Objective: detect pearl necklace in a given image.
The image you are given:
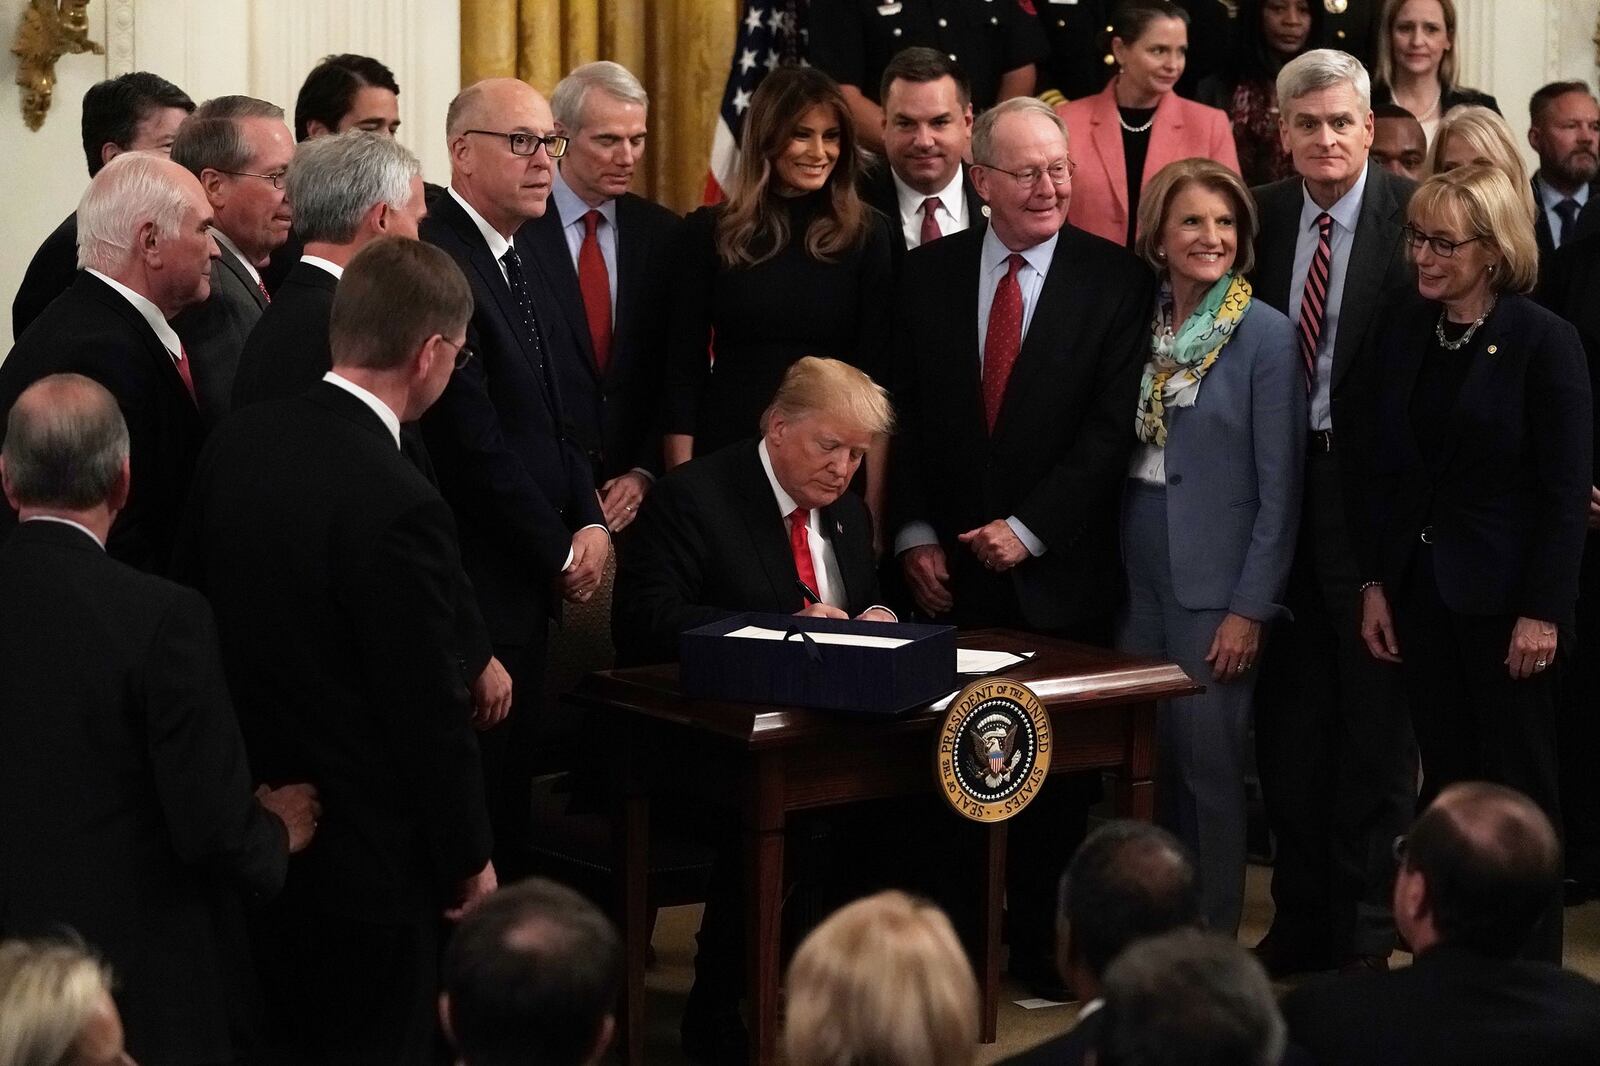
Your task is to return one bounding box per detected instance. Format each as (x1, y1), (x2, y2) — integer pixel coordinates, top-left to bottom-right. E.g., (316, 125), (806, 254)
(1435, 295), (1496, 351)
(1119, 110), (1156, 134)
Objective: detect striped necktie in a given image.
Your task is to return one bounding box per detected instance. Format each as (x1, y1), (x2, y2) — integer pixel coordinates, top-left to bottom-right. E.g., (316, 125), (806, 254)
(1297, 212), (1333, 393)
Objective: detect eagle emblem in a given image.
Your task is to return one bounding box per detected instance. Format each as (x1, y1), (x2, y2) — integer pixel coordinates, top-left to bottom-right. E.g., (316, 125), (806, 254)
(967, 712), (1023, 788)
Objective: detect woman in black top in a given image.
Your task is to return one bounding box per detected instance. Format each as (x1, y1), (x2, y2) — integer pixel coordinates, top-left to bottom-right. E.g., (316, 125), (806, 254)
(1371, 0), (1498, 146)
(1355, 165), (1590, 960)
(664, 67), (892, 479)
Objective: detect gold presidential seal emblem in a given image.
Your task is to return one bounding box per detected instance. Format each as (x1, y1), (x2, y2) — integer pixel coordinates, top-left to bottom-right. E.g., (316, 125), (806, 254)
(935, 677), (1051, 822)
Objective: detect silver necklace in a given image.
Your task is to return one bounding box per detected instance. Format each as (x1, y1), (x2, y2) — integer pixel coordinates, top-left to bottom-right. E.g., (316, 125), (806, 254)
(1435, 295), (1496, 351)
(1119, 110), (1156, 134)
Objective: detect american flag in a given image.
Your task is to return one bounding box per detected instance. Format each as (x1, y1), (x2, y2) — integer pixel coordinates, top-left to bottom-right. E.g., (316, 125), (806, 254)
(704, 0), (810, 203)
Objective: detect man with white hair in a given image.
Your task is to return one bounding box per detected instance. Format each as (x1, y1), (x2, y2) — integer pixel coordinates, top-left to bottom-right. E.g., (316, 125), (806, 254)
(0, 152), (216, 573)
(1247, 48), (1417, 977)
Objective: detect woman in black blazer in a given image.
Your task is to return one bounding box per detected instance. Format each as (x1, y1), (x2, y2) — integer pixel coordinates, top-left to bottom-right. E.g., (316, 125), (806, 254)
(1370, 0), (1498, 147)
(1356, 166), (1591, 960)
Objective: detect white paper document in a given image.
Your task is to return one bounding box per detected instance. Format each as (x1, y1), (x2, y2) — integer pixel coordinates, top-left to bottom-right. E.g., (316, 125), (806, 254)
(724, 625), (912, 649)
(956, 649), (1031, 674)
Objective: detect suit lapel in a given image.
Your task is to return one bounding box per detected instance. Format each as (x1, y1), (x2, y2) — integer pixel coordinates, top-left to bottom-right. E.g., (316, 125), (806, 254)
(215, 239), (267, 310)
(950, 233), (988, 433)
(80, 275), (197, 414)
(1434, 301), (1516, 472)
(960, 162), (989, 236)
(1392, 306), (1432, 470)
(1089, 88), (1129, 221)
(436, 193), (546, 374)
(731, 443), (801, 610)
(1333, 164), (1405, 390)
(613, 195), (650, 378)
(1255, 182), (1301, 314)
(528, 206), (598, 377)
(821, 498), (870, 612)
(1143, 91), (1186, 188)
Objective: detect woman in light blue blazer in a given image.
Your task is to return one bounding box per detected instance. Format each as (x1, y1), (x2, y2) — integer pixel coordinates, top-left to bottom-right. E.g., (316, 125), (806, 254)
(1117, 158), (1306, 935)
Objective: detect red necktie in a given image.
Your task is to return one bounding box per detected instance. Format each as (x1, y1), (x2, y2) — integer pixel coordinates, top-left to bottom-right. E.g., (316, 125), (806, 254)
(257, 279), (272, 304)
(174, 344), (197, 405)
(1297, 212), (1332, 394)
(577, 210), (613, 373)
(982, 253), (1025, 432)
(919, 196), (943, 247)
(788, 508), (821, 602)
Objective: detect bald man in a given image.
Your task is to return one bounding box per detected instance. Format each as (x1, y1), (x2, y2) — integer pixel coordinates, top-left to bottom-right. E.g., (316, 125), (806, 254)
(419, 78), (608, 880)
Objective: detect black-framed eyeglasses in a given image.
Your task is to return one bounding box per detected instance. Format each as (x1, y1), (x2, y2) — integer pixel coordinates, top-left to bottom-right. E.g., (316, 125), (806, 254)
(219, 169), (288, 190)
(1403, 225), (1483, 258)
(441, 337), (475, 370)
(978, 159), (1077, 190)
(462, 129), (568, 159)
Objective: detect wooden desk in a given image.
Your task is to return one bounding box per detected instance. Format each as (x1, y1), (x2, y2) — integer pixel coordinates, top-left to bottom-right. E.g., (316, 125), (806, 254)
(568, 629), (1198, 1065)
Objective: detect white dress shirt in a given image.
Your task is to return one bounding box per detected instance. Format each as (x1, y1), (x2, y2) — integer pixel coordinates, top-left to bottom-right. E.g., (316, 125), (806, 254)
(449, 186), (515, 282)
(892, 165), (970, 250)
(211, 228), (263, 286)
(322, 371), (401, 448)
(300, 254), (344, 280)
(1289, 164), (1367, 431)
(85, 269), (187, 374)
(759, 439), (848, 609)
(21, 515), (104, 549)
(550, 165), (618, 318)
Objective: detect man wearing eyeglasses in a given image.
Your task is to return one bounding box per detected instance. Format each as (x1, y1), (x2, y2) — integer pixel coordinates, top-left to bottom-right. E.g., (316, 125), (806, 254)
(1246, 48), (1417, 979)
(420, 77), (609, 883)
(170, 95), (295, 428)
(889, 95), (1151, 995)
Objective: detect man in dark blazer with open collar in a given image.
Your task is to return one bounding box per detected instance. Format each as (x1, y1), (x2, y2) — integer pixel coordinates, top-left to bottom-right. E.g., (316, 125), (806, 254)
(1529, 80), (1600, 263)
(0, 154), (213, 575)
(534, 61), (680, 527)
(175, 239), (496, 1066)
(421, 78), (609, 881)
(1246, 49), (1417, 976)
(859, 48), (987, 272)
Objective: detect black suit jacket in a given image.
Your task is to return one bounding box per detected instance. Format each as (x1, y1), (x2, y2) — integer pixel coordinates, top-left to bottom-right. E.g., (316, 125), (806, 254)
(11, 210), (78, 338)
(1533, 175), (1600, 263)
(173, 237), (269, 429)
(889, 224), (1151, 632)
(613, 440), (883, 665)
(175, 382), (493, 924)
(527, 188), (681, 480)
(0, 520), (287, 1065)
(419, 190), (605, 645)
(859, 159), (989, 271)
(1356, 292), (1591, 625)
(1284, 943), (1600, 1065)
(231, 259), (339, 409)
(0, 272), (203, 573)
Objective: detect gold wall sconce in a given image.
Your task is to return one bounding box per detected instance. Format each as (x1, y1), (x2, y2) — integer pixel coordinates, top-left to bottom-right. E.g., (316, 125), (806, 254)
(12, 0), (104, 131)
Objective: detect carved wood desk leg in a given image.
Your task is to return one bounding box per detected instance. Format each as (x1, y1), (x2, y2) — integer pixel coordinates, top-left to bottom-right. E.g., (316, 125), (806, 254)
(980, 820), (1008, 1043)
(745, 753), (786, 1065)
(1114, 700), (1159, 821)
(617, 749), (649, 1065)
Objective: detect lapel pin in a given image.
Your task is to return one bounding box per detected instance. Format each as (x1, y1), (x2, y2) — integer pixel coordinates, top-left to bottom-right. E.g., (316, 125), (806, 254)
(1487, 344), (1498, 355)
(835, 520), (844, 534)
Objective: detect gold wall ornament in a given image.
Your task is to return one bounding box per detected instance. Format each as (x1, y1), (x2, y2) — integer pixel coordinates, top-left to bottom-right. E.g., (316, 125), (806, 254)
(12, 0), (104, 131)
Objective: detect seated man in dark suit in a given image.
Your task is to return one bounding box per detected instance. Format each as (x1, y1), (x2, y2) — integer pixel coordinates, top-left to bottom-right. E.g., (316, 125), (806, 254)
(1284, 782), (1600, 1065)
(12, 71), (194, 338)
(0, 153), (216, 573)
(441, 878), (620, 1066)
(0, 373), (318, 1066)
(176, 238), (496, 1066)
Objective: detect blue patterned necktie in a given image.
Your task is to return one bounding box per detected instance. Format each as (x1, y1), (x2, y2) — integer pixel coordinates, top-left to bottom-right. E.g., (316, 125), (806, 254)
(500, 246), (544, 362)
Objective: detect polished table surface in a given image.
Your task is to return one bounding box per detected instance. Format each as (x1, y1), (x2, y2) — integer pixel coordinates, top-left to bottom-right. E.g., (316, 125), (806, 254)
(570, 628), (1200, 1064)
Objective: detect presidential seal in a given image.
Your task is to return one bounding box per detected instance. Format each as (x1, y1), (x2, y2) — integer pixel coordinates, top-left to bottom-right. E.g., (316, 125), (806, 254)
(935, 677), (1051, 823)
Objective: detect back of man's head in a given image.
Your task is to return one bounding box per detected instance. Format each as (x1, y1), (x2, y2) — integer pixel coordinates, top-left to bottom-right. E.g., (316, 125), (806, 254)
(1097, 930), (1286, 1066)
(1058, 821), (1201, 982)
(1404, 782), (1561, 959)
(286, 131), (419, 245)
(330, 237), (472, 372)
(442, 878), (620, 1066)
(81, 72), (194, 176)
(1, 374), (129, 512)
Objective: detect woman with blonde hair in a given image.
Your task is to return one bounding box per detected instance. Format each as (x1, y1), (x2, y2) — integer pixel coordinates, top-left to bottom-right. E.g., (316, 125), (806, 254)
(1426, 104), (1536, 223)
(1356, 164), (1590, 961)
(0, 939), (135, 1066)
(784, 891), (978, 1066)
(1371, 0), (1498, 145)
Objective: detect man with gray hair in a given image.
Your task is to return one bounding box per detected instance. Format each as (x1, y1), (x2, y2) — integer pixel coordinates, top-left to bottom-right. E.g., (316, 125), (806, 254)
(0, 373), (319, 1065)
(170, 95), (295, 424)
(1247, 48), (1418, 978)
(0, 152), (216, 572)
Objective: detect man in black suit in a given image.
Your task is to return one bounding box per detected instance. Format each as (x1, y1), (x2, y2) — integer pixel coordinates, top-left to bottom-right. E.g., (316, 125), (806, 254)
(0, 373), (318, 1066)
(1529, 81), (1600, 262)
(1247, 49), (1417, 976)
(421, 78), (609, 881)
(859, 48), (985, 271)
(12, 72), (193, 338)
(1284, 782), (1600, 1065)
(170, 95), (295, 427)
(540, 59), (681, 526)
(176, 238), (496, 1066)
(0, 153), (215, 573)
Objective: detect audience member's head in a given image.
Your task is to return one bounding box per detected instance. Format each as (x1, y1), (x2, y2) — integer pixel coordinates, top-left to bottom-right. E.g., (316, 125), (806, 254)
(294, 53), (401, 141)
(286, 131), (425, 250)
(1276, 49), (1373, 202)
(171, 95), (294, 266)
(447, 78), (561, 237)
(1095, 929), (1286, 1066)
(1375, 0), (1458, 92)
(75, 152), (217, 317)
(0, 938), (134, 1066)
(879, 47), (973, 198)
(80, 72), (194, 177)
(329, 237), (473, 421)
(971, 97), (1074, 251)
(1394, 782), (1562, 960)
(550, 61), (649, 208)
(1234, 0), (1324, 81)
(1528, 81), (1600, 195)
(440, 878), (620, 1066)
(1371, 103), (1427, 179)
(760, 356), (894, 512)
(1056, 820), (1202, 1000)
(784, 891), (978, 1066)
(1407, 163), (1539, 296)
(1427, 105), (1535, 221)
(1136, 157), (1259, 275)
(1, 374), (130, 525)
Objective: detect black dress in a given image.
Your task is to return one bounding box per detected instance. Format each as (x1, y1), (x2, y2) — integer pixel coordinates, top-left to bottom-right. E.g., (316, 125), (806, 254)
(664, 190), (893, 456)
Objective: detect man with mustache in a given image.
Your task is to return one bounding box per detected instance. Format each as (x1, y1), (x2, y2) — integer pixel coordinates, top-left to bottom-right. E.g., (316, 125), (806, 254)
(1529, 80), (1600, 261)
(170, 95), (295, 428)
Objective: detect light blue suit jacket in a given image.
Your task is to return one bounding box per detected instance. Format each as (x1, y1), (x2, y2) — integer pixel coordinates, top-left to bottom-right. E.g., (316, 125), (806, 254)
(1156, 299), (1305, 622)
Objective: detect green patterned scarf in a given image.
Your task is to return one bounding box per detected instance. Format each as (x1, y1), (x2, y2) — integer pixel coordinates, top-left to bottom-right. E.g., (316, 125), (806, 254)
(1135, 271), (1253, 447)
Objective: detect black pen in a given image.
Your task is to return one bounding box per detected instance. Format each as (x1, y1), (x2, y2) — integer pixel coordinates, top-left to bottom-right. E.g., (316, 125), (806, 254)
(795, 578), (822, 606)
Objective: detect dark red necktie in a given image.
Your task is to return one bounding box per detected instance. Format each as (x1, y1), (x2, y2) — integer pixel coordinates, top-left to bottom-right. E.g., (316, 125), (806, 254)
(788, 508), (821, 601)
(174, 344), (197, 405)
(1297, 212), (1332, 393)
(982, 253), (1025, 432)
(257, 279), (272, 304)
(920, 196), (943, 247)
(578, 210), (613, 373)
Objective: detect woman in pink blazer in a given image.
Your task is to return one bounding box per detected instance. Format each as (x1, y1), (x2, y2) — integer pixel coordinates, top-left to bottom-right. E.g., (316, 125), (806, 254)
(1056, 1), (1241, 247)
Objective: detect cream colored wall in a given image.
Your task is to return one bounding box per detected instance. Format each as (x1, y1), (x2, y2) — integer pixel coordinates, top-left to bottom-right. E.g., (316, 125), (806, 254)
(0, 0), (459, 351)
